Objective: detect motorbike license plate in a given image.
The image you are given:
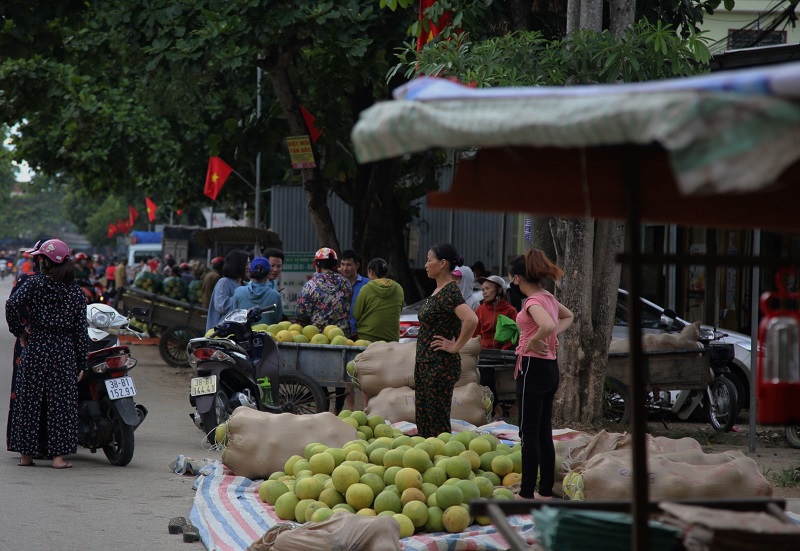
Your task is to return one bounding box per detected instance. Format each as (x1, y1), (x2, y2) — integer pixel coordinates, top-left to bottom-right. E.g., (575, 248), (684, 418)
(104, 376), (137, 400)
(190, 375), (217, 397)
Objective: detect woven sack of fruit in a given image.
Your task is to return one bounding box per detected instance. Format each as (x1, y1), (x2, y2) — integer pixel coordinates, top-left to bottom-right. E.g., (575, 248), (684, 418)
(162, 275), (188, 300)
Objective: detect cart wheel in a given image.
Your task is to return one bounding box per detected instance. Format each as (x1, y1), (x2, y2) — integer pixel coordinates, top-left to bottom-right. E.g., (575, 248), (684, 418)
(786, 426), (800, 449)
(278, 368), (328, 414)
(603, 376), (630, 425)
(706, 376), (738, 432)
(159, 325), (201, 368)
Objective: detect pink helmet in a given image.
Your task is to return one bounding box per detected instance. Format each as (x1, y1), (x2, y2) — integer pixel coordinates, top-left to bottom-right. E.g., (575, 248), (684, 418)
(31, 239), (70, 264)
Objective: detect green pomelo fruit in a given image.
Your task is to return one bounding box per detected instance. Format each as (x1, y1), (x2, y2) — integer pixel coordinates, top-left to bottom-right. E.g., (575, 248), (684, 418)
(491, 455), (514, 477)
(341, 417), (360, 429)
(337, 409), (352, 418)
(394, 468), (423, 493)
(345, 483), (375, 511)
(492, 487), (515, 500)
(444, 440), (466, 457)
(402, 448), (433, 472)
(483, 471), (502, 486)
(284, 455), (304, 475)
(319, 487), (345, 508)
(445, 456), (472, 480)
(304, 501), (328, 521)
(435, 485), (464, 510)
(378, 510), (396, 517)
(264, 482), (290, 506)
(366, 440), (389, 456)
(304, 442), (323, 460)
(460, 450), (481, 471)
(366, 415), (385, 430)
(383, 466), (402, 486)
(373, 490), (403, 514)
(452, 431), (477, 448)
(400, 487), (427, 507)
(496, 443), (512, 454)
(456, 480), (480, 504)
(414, 441), (436, 460)
(422, 466), (447, 487)
(332, 503), (356, 514)
(291, 459), (310, 477)
(392, 514), (415, 538)
(425, 506), (445, 532)
(309, 452), (336, 475)
(351, 410), (368, 426)
(269, 471), (287, 481)
(473, 476), (494, 499)
(437, 432), (452, 443)
(310, 507), (334, 523)
(346, 450), (369, 463)
(214, 423), (227, 445)
(425, 437), (446, 457)
(392, 435), (414, 449)
(442, 505), (471, 533)
(331, 465), (361, 494)
(365, 464), (386, 478)
(468, 437), (491, 456)
(324, 448), (347, 467)
(355, 508), (377, 517)
(478, 433), (499, 451)
(358, 425), (374, 440)
(342, 460), (366, 477)
(294, 477), (323, 500)
(373, 423), (393, 438)
(359, 472), (385, 497)
(257, 480), (277, 502)
(294, 498), (316, 523)
(384, 484), (401, 498)
(274, 492), (300, 521)
(479, 451), (500, 472)
(420, 482), (439, 499)
(426, 493), (437, 508)
(403, 500), (429, 528)
(383, 449), (405, 468)
(510, 451), (522, 473)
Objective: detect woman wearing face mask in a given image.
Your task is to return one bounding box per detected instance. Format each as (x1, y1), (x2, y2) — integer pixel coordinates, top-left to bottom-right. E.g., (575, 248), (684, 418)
(452, 265), (480, 311)
(508, 249), (573, 501)
(473, 275), (519, 419)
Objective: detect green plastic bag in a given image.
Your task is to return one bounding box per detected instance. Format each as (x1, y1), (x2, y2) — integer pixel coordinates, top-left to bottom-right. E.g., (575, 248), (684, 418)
(494, 315), (519, 345)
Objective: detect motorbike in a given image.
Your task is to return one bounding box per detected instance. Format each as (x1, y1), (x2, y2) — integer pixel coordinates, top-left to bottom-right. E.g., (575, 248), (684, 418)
(187, 305), (326, 442)
(79, 278), (110, 304)
(787, 426), (800, 449)
(82, 303), (149, 466)
(604, 318), (739, 432)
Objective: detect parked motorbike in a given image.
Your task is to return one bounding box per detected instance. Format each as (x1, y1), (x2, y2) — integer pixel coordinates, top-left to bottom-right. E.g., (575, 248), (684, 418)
(787, 426), (800, 449)
(187, 306), (326, 442)
(79, 278), (109, 304)
(82, 303), (149, 466)
(604, 321), (738, 432)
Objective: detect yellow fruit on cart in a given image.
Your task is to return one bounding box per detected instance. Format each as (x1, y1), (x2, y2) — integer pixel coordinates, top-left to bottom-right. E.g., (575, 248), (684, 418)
(310, 334), (330, 345)
(276, 330), (294, 343)
(289, 323), (303, 333)
(354, 339), (371, 347)
(502, 472), (522, 486)
(267, 324), (281, 335)
(293, 334), (310, 343)
(330, 335), (349, 346)
(301, 325), (320, 339)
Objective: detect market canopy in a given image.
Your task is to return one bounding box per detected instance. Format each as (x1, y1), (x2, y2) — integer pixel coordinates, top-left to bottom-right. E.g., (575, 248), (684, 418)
(352, 63), (800, 230)
(193, 227), (282, 251)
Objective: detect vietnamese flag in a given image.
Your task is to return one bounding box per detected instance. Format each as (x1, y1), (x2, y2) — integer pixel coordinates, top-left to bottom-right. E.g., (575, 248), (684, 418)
(299, 104), (323, 144)
(204, 157), (233, 201)
(417, 0), (452, 51)
(129, 205), (139, 227)
(107, 223), (117, 239)
(145, 197), (157, 223)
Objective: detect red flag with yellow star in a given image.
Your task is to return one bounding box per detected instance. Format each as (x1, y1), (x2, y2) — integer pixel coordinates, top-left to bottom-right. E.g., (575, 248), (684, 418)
(204, 157), (233, 201)
(145, 197), (157, 223)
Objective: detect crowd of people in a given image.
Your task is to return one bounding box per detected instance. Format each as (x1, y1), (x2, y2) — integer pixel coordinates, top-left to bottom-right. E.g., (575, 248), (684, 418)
(5, 234), (573, 502)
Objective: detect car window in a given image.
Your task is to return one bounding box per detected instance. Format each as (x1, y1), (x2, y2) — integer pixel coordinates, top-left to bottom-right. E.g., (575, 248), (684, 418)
(615, 292), (664, 329)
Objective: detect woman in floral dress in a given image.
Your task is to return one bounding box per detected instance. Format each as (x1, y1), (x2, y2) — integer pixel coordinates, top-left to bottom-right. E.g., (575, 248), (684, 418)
(415, 243), (478, 438)
(6, 239), (88, 469)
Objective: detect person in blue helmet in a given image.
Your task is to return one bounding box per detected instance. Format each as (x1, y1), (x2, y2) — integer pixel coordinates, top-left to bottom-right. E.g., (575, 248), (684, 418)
(231, 257), (283, 326)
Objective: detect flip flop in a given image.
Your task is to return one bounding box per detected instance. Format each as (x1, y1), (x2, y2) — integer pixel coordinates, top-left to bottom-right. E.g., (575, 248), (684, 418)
(17, 461), (35, 467)
(51, 462), (73, 469)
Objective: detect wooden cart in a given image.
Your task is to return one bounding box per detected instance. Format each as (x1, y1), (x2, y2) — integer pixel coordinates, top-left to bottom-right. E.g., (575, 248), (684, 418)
(114, 286), (208, 367)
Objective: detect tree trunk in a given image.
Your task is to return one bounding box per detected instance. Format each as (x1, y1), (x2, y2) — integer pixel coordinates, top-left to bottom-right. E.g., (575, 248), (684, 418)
(566, 0), (582, 35)
(553, 218), (624, 424)
(579, 0), (604, 33)
(262, 52), (340, 251)
(609, 0), (636, 37)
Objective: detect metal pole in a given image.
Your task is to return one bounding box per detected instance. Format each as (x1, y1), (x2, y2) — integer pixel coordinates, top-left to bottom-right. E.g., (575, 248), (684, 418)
(749, 229), (761, 454)
(255, 66), (262, 228)
(624, 146), (650, 550)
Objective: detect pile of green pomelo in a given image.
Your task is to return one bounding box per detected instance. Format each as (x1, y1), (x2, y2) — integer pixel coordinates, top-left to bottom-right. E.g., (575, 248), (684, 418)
(252, 410), (522, 537)
(206, 320), (372, 347)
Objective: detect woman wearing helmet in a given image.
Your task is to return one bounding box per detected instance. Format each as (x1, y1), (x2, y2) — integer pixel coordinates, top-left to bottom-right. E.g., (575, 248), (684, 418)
(5, 239), (88, 469)
(295, 248), (353, 337)
(206, 249), (249, 332)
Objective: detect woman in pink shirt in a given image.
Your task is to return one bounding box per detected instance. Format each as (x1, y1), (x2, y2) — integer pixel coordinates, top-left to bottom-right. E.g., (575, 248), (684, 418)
(509, 249), (574, 501)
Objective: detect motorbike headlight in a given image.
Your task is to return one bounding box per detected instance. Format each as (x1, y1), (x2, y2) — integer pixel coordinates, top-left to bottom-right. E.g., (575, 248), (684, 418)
(222, 309), (249, 324)
(88, 307), (115, 329)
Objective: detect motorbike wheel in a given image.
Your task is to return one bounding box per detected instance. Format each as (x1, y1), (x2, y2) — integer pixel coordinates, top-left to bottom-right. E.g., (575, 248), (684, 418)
(786, 426), (800, 449)
(706, 376), (738, 432)
(159, 325), (200, 368)
(278, 369), (328, 414)
(722, 372), (746, 419)
(103, 409), (136, 466)
(201, 389), (231, 444)
(603, 377), (630, 426)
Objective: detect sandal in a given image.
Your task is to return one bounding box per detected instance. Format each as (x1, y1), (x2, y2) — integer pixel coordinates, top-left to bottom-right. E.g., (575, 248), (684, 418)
(51, 461), (73, 469)
(168, 516), (190, 534)
(182, 524), (200, 543)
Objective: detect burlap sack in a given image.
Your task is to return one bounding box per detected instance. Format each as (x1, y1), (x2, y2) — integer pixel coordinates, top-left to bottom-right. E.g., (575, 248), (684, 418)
(248, 511), (400, 551)
(574, 448), (773, 501)
(222, 409), (357, 479)
(364, 381), (489, 426)
(356, 338), (481, 396)
(609, 321), (703, 353)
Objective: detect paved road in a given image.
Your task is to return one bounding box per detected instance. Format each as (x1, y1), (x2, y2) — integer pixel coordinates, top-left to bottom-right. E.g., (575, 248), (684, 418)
(0, 276), (220, 551)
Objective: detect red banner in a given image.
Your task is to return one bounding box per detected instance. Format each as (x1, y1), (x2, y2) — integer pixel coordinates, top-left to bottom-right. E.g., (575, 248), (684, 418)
(204, 157), (233, 201)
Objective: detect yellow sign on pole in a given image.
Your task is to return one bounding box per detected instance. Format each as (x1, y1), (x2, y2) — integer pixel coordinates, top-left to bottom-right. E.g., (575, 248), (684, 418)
(286, 135), (316, 169)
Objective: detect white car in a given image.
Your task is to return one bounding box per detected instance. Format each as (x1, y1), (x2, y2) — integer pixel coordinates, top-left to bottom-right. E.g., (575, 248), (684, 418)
(400, 288), (754, 411)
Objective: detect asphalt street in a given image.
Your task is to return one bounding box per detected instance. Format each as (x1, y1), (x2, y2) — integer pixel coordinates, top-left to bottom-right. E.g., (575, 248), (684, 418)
(0, 275), (220, 551)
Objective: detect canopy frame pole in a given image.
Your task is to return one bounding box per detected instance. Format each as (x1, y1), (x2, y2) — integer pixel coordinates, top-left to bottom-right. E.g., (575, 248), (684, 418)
(623, 146), (650, 550)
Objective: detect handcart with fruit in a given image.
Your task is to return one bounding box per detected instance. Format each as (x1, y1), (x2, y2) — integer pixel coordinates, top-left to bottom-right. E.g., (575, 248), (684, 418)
(114, 285), (208, 367)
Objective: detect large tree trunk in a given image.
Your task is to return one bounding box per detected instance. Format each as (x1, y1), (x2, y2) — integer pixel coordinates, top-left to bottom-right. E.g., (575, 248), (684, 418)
(262, 52), (340, 251)
(553, 218), (624, 424)
(610, 0), (636, 37)
(580, 0), (604, 32)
